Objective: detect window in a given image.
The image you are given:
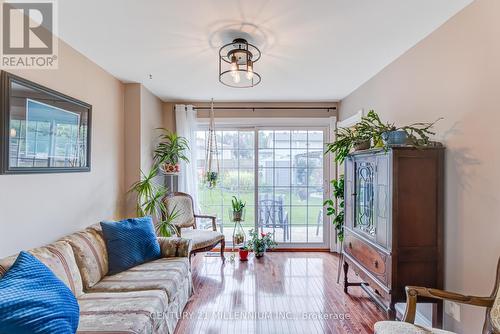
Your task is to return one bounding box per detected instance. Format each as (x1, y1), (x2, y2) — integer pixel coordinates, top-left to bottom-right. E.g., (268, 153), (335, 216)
(196, 127), (327, 246)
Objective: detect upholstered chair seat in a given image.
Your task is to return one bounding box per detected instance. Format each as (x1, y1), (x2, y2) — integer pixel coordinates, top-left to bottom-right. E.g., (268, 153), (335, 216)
(374, 321), (454, 334)
(181, 229), (225, 251)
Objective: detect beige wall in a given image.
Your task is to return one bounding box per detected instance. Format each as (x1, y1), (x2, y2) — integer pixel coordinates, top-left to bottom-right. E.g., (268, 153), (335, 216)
(140, 85), (164, 171)
(0, 40), (125, 256)
(339, 0), (500, 332)
(123, 84), (164, 217)
(123, 83), (141, 217)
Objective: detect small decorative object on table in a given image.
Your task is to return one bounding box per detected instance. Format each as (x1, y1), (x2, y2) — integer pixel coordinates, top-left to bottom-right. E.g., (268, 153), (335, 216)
(248, 229), (277, 258)
(238, 245), (249, 261)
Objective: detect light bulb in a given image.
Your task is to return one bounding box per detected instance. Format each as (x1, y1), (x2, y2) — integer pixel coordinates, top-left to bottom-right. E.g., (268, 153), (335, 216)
(230, 55), (238, 72)
(246, 61), (254, 80)
(232, 71), (241, 83)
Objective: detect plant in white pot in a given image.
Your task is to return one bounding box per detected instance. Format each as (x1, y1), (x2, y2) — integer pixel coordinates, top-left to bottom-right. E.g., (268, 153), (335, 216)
(153, 129), (189, 175)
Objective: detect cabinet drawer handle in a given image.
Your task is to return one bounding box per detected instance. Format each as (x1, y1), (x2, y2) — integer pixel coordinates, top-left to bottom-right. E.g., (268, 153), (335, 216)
(374, 260), (379, 268)
(348, 242), (353, 249)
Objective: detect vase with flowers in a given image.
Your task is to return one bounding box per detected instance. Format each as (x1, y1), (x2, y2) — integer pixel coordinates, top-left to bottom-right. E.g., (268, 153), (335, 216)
(248, 229), (277, 258)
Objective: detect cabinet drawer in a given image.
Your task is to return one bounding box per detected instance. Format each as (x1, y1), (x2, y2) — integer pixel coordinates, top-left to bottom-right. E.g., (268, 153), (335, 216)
(344, 232), (390, 286)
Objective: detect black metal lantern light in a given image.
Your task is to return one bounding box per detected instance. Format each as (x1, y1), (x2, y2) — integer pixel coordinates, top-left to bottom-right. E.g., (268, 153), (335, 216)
(219, 38), (261, 88)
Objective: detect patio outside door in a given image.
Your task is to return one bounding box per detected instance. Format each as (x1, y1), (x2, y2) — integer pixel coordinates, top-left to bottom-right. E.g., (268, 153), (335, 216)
(196, 126), (329, 249)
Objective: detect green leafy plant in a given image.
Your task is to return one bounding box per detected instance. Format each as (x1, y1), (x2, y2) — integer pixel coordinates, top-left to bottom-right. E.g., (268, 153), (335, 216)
(247, 229), (277, 257)
(326, 110), (442, 163)
(325, 127), (371, 164)
(128, 167), (177, 237)
(323, 175), (345, 242)
(129, 167), (166, 218)
(153, 129), (190, 166)
(358, 110), (442, 147)
(156, 205), (180, 237)
(231, 196), (246, 213)
(205, 171), (219, 188)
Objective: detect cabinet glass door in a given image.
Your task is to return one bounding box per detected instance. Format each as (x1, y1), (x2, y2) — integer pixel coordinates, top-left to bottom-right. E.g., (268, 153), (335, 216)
(354, 160), (376, 237)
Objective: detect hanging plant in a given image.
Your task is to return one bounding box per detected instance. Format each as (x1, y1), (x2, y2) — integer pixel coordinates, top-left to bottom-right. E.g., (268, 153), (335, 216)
(204, 99), (220, 189)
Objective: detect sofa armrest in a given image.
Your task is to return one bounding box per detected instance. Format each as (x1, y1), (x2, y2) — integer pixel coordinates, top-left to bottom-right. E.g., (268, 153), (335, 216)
(157, 237), (192, 258)
(403, 286), (494, 324)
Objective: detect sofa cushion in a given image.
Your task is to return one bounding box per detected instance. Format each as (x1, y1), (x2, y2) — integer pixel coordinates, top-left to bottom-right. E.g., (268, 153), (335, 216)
(0, 241), (84, 297)
(62, 229), (109, 290)
(101, 217), (161, 275)
(77, 290), (168, 334)
(374, 321), (455, 334)
(0, 251), (80, 334)
(89, 257), (190, 303)
(181, 229), (224, 250)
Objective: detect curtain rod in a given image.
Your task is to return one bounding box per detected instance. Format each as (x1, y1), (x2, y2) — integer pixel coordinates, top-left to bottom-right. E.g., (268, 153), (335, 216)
(195, 106), (336, 111)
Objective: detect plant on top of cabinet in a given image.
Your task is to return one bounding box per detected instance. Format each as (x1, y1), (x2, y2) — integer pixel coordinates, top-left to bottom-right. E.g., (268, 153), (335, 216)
(326, 110), (442, 163)
(326, 127), (372, 163)
(357, 110), (442, 147)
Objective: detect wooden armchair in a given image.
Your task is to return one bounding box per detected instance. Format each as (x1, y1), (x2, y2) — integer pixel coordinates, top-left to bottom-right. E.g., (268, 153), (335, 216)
(374, 257), (500, 333)
(163, 192), (225, 259)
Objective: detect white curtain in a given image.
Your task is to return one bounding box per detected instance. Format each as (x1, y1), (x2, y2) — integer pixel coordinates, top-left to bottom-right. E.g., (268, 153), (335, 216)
(175, 104), (200, 213)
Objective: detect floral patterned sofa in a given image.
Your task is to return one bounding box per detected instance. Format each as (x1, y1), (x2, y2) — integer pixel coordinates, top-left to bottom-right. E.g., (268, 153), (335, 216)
(0, 224), (193, 334)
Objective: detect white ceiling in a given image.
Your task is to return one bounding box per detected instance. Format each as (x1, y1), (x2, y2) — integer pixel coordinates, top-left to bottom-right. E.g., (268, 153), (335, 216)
(58, 0), (473, 102)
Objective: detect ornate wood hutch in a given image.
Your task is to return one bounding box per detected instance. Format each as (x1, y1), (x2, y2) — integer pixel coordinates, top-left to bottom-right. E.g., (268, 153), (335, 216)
(342, 147), (444, 322)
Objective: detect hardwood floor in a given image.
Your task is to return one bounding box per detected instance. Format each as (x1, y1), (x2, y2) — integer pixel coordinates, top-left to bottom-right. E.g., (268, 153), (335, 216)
(174, 252), (388, 334)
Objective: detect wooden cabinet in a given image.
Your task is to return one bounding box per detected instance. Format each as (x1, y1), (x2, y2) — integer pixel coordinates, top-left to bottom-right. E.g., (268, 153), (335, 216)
(342, 147), (444, 322)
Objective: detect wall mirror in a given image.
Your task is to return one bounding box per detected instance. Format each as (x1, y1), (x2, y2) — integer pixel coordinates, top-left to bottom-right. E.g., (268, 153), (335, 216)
(1, 71), (91, 174)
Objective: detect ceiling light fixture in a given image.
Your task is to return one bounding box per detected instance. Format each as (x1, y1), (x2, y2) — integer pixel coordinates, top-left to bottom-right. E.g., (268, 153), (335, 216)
(219, 38), (261, 88)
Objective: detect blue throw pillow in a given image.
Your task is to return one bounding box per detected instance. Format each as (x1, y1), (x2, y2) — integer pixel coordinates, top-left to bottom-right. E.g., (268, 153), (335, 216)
(0, 251), (79, 334)
(100, 216), (161, 275)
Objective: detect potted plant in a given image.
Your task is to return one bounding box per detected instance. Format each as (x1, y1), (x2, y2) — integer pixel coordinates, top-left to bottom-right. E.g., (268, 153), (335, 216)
(153, 129), (190, 174)
(325, 126), (372, 164)
(358, 110), (442, 147)
(238, 244), (249, 261)
(323, 175), (345, 242)
(205, 171), (219, 188)
(230, 196), (246, 222)
(128, 167), (177, 236)
(248, 229), (277, 258)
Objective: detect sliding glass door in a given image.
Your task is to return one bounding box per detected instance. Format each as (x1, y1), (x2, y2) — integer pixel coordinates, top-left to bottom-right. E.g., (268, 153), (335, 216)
(196, 127), (328, 248)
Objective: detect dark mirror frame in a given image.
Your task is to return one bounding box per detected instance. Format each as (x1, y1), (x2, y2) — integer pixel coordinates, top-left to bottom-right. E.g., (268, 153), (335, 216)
(0, 71), (92, 174)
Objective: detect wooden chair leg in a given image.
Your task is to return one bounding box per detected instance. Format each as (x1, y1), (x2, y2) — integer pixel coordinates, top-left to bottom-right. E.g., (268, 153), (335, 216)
(220, 239), (225, 261)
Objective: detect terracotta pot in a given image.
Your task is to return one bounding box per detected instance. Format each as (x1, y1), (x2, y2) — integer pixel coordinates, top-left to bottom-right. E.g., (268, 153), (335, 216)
(238, 248), (249, 261)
